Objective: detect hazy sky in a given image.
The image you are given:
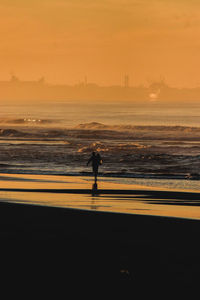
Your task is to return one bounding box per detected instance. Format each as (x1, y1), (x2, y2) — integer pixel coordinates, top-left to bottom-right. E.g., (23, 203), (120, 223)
(1, 0), (200, 87)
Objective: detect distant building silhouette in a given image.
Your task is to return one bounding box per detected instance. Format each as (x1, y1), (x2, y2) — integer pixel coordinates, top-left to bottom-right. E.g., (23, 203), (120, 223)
(124, 75), (129, 88)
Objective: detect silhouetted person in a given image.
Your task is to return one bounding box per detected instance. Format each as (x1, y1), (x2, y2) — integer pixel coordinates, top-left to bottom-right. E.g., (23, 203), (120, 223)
(87, 152), (102, 185)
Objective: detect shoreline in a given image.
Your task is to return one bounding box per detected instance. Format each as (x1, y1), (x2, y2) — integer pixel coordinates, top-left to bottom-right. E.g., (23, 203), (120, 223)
(0, 169), (199, 180)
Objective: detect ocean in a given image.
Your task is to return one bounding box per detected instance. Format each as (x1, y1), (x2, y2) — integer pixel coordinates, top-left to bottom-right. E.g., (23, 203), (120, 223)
(1, 100), (200, 191)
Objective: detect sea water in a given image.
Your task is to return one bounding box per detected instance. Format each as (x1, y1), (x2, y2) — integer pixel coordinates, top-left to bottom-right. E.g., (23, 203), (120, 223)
(1, 100), (200, 191)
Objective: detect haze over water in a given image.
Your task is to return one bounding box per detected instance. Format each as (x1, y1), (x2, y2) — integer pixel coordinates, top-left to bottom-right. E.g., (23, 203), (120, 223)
(2, 100), (200, 127)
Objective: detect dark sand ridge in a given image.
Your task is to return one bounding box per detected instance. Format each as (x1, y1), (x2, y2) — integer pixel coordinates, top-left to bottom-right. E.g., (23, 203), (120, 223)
(1, 186), (200, 199)
(1, 174), (200, 296)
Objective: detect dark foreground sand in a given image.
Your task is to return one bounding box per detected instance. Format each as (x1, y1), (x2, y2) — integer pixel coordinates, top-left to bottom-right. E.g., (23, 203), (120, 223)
(0, 174), (200, 295)
(0, 200), (200, 296)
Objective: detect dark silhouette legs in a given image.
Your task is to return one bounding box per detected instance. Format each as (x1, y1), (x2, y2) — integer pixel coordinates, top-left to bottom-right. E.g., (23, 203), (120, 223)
(92, 167), (98, 192)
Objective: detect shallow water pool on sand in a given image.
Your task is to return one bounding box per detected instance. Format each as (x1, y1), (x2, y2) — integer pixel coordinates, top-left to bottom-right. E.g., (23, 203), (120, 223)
(0, 173), (200, 220)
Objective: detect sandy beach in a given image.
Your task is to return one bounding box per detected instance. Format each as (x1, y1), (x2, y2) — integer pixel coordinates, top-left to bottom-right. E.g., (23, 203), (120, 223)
(0, 173), (200, 295)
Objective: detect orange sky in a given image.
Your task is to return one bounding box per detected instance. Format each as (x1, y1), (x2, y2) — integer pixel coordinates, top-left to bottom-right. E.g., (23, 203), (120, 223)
(0, 0), (200, 87)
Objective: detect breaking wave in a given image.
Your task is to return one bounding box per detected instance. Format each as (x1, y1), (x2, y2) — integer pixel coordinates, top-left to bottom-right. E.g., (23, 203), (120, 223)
(1, 122), (200, 141)
(75, 122), (200, 132)
(77, 142), (149, 153)
(0, 117), (60, 125)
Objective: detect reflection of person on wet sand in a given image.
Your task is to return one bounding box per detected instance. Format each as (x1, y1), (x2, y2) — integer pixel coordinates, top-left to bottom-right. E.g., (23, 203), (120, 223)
(87, 151), (102, 185)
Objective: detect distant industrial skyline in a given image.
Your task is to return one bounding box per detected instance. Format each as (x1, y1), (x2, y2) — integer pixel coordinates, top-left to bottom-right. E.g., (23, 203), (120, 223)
(1, 73), (200, 89)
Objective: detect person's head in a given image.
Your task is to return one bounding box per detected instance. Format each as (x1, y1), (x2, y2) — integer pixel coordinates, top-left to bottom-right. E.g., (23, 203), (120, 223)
(92, 151), (96, 156)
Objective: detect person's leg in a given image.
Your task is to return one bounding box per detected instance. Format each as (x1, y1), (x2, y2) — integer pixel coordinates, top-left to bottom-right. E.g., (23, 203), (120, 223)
(94, 167), (98, 183)
(94, 172), (97, 183)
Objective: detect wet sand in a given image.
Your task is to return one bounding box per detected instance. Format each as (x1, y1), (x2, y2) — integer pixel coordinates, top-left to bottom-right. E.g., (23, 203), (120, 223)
(0, 173), (200, 295)
(1, 173), (200, 219)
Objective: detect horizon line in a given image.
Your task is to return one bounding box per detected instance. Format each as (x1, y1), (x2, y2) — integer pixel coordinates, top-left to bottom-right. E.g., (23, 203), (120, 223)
(1, 75), (200, 90)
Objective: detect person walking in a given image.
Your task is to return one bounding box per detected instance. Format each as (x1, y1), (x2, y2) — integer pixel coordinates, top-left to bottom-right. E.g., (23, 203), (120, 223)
(87, 151), (102, 183)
